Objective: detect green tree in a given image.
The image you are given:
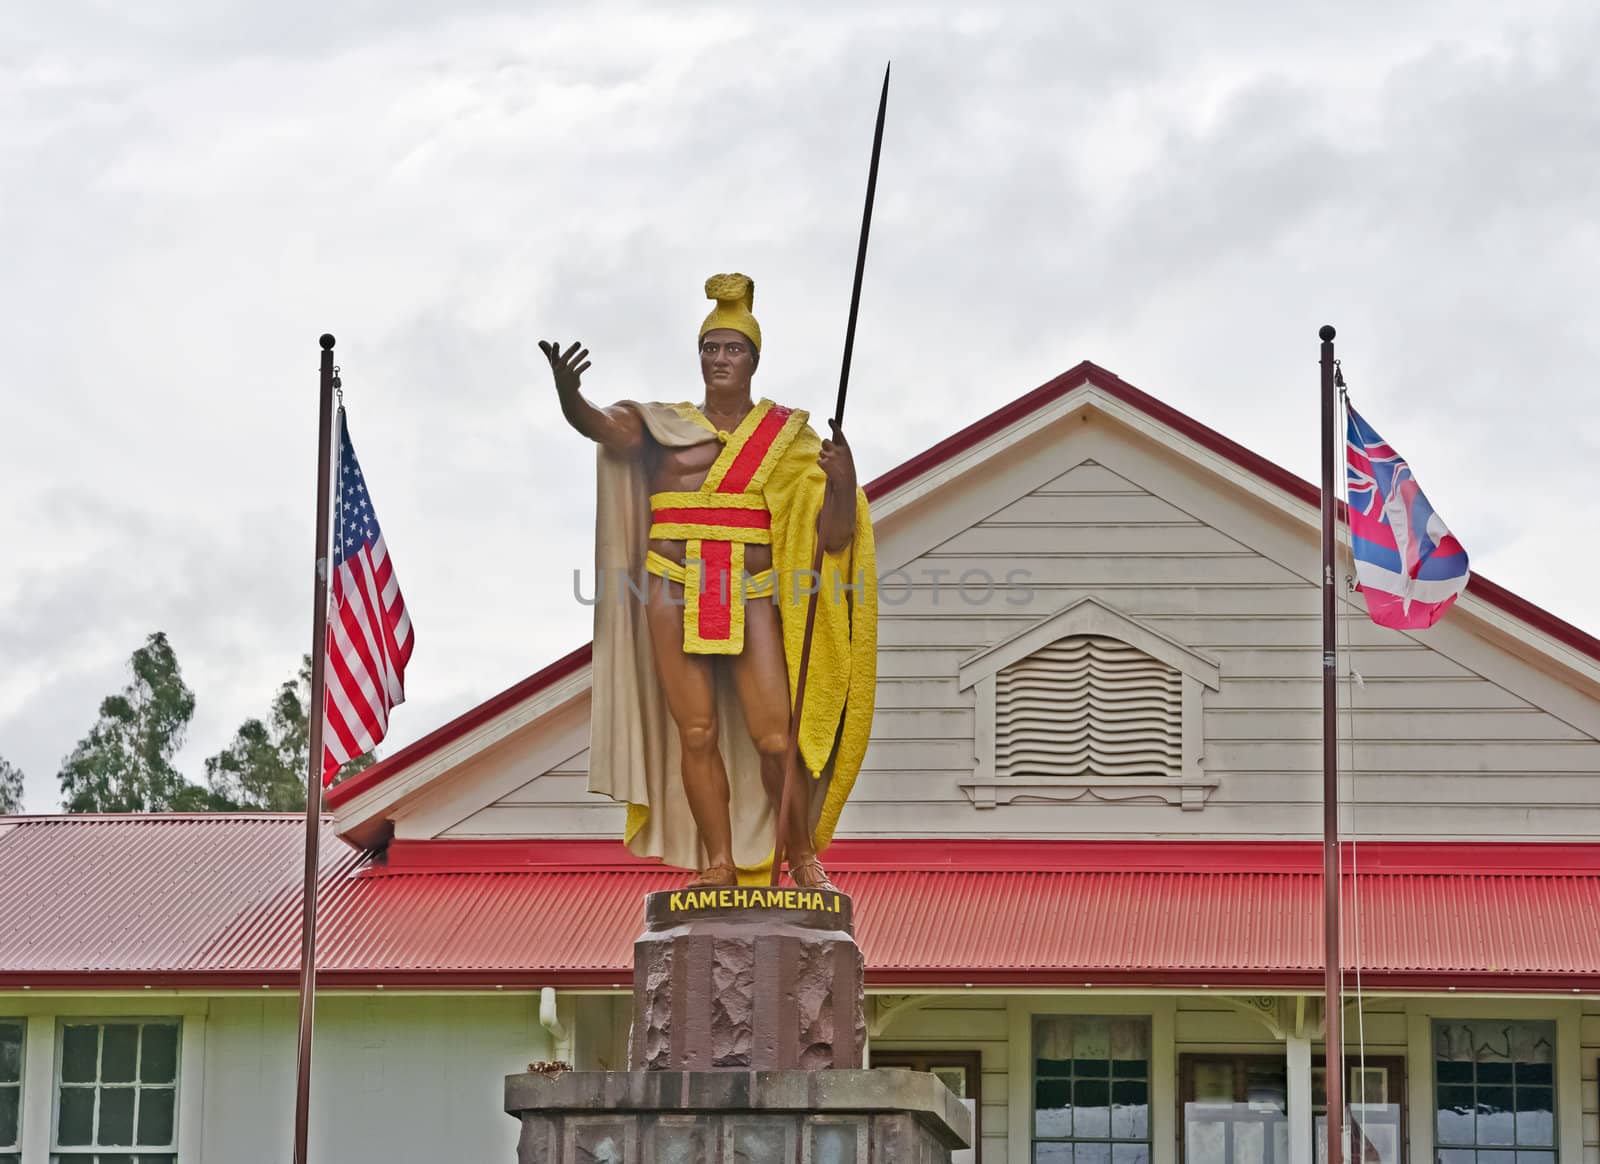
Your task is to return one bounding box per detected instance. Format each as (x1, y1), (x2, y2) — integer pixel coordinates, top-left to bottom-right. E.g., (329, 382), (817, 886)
(58, 632), (211, 812)
(204, 656), (373, 810)
(0, 756), (23, 814)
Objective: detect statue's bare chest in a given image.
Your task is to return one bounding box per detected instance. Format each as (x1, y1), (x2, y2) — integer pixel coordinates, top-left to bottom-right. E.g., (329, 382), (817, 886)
(647, 439), (723, 494)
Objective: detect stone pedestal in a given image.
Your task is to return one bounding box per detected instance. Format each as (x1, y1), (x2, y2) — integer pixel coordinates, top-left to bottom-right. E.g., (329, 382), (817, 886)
(505, 1069), (972, 1163)
(630, 887), (865, 1071)
(504, 890), (970, 1161)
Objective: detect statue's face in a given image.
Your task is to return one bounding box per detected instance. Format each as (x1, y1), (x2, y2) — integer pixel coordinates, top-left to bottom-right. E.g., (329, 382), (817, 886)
(699, 327), (757, 394)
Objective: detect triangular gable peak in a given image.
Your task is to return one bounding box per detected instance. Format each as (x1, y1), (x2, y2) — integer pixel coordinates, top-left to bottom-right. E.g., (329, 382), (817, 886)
(329, 361), (1600, 849)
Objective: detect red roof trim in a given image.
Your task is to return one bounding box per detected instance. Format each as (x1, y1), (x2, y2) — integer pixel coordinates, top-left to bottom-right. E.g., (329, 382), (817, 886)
(3, 969), (1596, 994)
(329, 361), (1600, 814)
(376, 837), (1600, 876)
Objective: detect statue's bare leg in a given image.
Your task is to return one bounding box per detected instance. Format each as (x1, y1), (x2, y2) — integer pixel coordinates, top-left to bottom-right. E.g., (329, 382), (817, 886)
(730, 594), (834, 890)
(644, 574), (736, 885)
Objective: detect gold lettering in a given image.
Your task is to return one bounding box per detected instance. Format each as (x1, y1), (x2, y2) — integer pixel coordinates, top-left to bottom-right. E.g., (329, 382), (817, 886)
(669, 892), (685, 910)
(733, 889), (749, 908)
(718, 889), (734, 908)
(784, 890), (798, 909)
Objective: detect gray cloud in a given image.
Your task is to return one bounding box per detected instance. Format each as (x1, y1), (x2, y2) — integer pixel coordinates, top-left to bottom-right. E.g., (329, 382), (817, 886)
(5, 0), (1599, 811)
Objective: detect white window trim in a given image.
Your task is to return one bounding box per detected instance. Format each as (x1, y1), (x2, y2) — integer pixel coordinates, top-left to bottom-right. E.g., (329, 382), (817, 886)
(0, 1016), (24, 1159)
(12, 999), (206, 1164)
(51, 1016), (183, 1159)
(1404, 998), (1581, 1164)
(1007, 996), (1178, 1164)
(959, 596), (1222, 811)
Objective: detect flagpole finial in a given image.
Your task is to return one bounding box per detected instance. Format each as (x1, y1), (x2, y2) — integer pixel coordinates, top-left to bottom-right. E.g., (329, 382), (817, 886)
(320, 333), (337, 350)
(1319, 324), (1336, 342)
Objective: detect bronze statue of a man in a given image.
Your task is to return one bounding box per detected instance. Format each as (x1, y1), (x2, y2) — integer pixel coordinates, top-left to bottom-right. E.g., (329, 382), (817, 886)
(543, 273), (877, 889)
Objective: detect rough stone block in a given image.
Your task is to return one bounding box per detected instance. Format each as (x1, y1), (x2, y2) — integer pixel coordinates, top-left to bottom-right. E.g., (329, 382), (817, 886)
(728, 1116), (794, 1162)
(516, 1115), (555, 1164)
(809, 1117), (867, 1163)
(505, 1069), (972, 1162)
(647, 1114), (713, 1164)
(632, 889), (866, 1071)
(567, 1116), (636, 1163)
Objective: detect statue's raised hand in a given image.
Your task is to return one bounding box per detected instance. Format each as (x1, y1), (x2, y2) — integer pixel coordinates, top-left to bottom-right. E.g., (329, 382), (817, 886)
(539, 340), (591, 396)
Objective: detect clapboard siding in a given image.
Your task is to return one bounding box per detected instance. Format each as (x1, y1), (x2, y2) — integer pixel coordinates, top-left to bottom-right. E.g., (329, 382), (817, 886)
(443, 802), (625, 838)
(1209, 678), (1533, 711)
(938, 524), (1247, 556)
(1207, 709), (1584, 741)
(412, 416), (1600, 845)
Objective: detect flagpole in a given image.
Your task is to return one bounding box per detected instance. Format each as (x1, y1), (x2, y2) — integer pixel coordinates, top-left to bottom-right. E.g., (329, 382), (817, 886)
(1319, 323), (1345, 1164)
(770, 62), (890, 886)
(292, 332), (338, 1164)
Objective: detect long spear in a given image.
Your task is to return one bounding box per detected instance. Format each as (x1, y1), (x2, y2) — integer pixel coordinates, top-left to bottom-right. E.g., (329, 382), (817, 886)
(771, 63), (891, 886)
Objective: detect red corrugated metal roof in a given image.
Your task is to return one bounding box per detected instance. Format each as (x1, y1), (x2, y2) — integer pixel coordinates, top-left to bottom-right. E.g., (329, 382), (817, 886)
(326, 360), (1600, 815)
(5, 818), (1600, 991)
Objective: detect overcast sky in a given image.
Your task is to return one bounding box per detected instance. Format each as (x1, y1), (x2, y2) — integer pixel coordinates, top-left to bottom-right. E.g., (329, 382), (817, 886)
(4, 0), (1598, 812)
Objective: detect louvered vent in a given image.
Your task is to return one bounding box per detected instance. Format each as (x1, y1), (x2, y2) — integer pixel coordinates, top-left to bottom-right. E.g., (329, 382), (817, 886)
(995, 635), (1182, 780)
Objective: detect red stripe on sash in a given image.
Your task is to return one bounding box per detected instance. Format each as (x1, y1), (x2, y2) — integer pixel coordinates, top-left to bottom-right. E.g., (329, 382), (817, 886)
(698, 540), (733, 641)
(652, 507), (771, 529)
(718, 406), (791, 494)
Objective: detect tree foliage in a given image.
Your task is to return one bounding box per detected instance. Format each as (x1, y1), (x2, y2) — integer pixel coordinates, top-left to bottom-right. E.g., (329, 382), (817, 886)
(58, 632), (210, 812)
(204, 655), (373, 810)
(0, 756), (23, 814)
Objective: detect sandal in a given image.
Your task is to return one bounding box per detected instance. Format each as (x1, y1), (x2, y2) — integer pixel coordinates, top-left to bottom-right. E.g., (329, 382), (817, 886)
(788, 858), (836, 891)
(685, 863), (738, 889)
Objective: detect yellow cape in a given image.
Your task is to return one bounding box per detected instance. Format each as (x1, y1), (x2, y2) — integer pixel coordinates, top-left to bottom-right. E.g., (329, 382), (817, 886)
(587, 399), (877, 883)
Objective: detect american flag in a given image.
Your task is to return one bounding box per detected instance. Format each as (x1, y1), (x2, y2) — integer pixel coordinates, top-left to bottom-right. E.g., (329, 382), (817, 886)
(1345, 402), (1470, 629)
(322, 412), (414, 783)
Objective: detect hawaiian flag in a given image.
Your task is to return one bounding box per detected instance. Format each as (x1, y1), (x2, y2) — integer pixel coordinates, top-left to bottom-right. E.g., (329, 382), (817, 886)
(1344, 403), (1470, 629)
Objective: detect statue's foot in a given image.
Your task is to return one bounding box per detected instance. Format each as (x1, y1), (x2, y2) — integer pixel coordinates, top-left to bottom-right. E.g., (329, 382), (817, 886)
(788, 857), (836, 891)
(685, 863), (738, 889)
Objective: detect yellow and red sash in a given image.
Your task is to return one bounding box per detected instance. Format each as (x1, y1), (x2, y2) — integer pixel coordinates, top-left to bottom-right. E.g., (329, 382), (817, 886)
(647, 399), (806, 654)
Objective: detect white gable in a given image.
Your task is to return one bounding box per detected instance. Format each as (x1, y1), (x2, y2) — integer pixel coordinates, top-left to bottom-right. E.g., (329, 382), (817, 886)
(336, 374), (1600, 847)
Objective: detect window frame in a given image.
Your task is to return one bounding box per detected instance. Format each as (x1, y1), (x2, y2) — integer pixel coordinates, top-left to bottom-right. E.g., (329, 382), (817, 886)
(50, 1017), (182, 1161)
(1313, 1055), (1408, 1164)
(1179, 1052), (1293, 1164)
(1184, 1048), (1408, 1164)
(0, 1016), (23, 1163)
(1430, 1018), (1557, 1164)
(1031, 1012), (1155, 1163)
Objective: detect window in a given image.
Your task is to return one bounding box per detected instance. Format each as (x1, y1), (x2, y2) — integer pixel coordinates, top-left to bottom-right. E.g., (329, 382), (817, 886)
(873, 1051), (981, 1162)
(1033, 1015), (1151, 1164)
(1181, 1054), (1289, 1164)
(1314, 1058), (1406, 1164)
(53, 1020), (179, 1163)
(1182, 1054), (1407, 1164)
(1, 1020), (22, 1164)
(1433, 1020), (1554, 1164)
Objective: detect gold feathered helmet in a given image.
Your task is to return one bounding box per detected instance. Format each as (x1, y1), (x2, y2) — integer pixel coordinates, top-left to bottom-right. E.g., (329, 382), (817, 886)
(698, 273), (761, 361)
